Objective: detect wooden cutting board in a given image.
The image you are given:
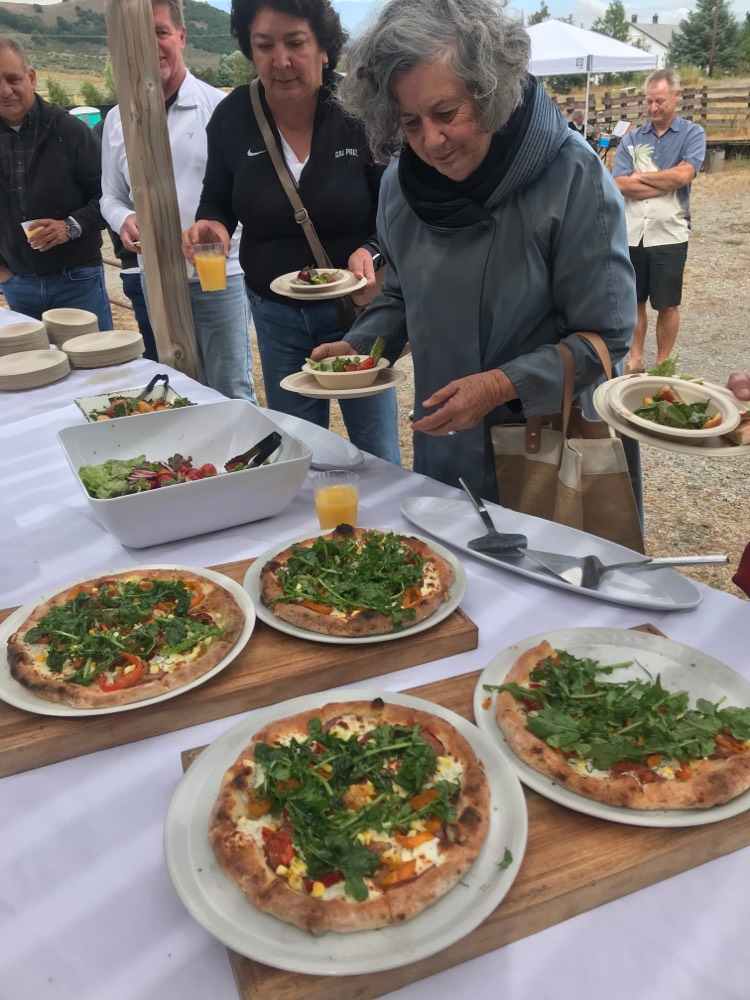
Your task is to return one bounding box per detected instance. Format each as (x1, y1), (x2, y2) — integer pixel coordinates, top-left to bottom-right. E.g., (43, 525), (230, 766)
(179, 627), (750, 1000)
(0, 558), (477, 778)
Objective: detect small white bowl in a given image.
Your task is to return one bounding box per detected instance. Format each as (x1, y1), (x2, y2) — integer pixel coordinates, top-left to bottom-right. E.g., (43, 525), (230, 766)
(289, 268), (350, 291)
(302, 356), (389, 390)
(609, 376), (740, 439)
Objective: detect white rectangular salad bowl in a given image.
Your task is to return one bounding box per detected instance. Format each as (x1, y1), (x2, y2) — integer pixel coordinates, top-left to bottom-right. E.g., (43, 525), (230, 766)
(58, 400), (312, 548)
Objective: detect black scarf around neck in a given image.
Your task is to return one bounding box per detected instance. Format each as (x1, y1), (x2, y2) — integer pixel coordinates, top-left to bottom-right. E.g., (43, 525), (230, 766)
(399, 75), (537, 229)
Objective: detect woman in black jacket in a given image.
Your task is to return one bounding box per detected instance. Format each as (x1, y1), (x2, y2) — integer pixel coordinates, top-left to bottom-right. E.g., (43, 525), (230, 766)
(184, 0), (400, 462)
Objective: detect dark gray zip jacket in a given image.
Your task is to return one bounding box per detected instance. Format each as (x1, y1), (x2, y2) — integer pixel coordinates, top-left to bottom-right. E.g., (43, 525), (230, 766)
(346, 84), (635, 500)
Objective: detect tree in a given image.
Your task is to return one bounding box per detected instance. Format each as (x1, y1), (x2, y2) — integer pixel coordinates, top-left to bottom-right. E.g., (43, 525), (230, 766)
(216, 50), (253, 87)
(527, 2), (549, 26)
(668, 0), (740, 75)
(80, 81), (104, 107)
(591, 0), (629, 42)
(741, 13), (750, 69)
(46, 78), (70, 106)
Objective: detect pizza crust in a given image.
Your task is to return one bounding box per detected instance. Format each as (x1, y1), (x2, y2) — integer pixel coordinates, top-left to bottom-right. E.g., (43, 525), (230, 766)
(496, 641), (750, 810)
(260, 528), (455, 637)
(7, 569), (246, 709)
(210, 699), (490, 934)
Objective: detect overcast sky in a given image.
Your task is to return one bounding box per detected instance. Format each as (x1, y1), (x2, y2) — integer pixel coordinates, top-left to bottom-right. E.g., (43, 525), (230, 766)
(335, 0), (750, 27)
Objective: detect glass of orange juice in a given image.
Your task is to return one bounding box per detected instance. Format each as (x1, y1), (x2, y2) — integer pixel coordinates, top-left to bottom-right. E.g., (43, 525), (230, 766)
(193, 243), (227, 292)
(314, 472), (360, 530)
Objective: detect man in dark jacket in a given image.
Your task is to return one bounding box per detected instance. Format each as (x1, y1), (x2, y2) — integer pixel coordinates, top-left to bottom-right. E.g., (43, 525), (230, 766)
(0, 38), (112, 329)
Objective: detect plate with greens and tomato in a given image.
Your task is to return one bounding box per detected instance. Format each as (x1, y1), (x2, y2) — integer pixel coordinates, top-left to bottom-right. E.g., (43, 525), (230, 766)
(609, 376), (740, 440)
(475, 627), (750, 828)
(243, 526), (466, 645)
(270, 269), (368, 302)
(0, 565), (255, 716)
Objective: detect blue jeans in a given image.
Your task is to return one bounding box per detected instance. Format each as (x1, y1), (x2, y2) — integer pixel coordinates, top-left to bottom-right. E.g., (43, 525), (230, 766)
(120, 270), (157, 361)
(189, 275), (256, 402)
(142, 272), (255, 401)
(248, 289), (400, 464)
(1, 265), (112, 331)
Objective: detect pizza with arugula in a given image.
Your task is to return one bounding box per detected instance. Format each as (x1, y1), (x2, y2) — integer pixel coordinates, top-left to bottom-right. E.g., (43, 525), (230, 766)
(210, 698), (489, 933)
(8, 569), (246, 708)
(260, 526), (454, 637)
(491, 641), (750, 810)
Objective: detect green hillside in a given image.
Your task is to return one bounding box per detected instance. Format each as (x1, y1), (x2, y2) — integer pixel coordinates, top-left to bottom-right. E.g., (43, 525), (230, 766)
(0, 0), (234, 72)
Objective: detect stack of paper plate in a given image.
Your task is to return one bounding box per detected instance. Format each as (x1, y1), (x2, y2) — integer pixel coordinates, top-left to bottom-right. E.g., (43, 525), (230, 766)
(0, 320), (49, 357)
(0, 349), (70, 390)
(42, 307), (98, 347)
(63, 330), (145, 368)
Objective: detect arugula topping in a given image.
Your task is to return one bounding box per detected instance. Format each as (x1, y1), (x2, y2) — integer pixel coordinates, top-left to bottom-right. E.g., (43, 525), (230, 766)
(498, 848), (513, 871)
(635, 398), (712, 430)
(253, 716), (459, 901)
(24, 578), (223, 685)
(275, 531), (426, 629)
(488, 650), (750, 770)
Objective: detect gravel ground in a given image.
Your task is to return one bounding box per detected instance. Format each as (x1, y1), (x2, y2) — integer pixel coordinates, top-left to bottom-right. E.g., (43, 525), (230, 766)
(10, 163), (746, 598)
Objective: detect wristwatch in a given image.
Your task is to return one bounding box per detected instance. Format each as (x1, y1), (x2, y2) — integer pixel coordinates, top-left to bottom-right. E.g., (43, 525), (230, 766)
(363, 240), (385, 272)
(65, 216), (82, 241)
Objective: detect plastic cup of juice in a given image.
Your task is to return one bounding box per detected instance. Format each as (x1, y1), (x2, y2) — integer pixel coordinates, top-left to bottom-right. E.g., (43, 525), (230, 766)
(193, 243), (227, 292)
(21, 220), (42, 246)
(313, 471), (360, 530)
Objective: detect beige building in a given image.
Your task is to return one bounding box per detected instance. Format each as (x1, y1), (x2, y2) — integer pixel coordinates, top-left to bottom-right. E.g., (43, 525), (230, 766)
(626, 14), (677, 68)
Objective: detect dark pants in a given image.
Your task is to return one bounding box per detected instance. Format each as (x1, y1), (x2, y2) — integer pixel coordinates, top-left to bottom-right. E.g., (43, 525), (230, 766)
(0, 265), (112, 331)
(120, 270), (157, 361)
(629, 241), (688, 310)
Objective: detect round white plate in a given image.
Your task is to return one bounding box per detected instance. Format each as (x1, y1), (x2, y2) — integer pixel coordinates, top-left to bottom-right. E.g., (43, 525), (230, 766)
(287, 268), (351, 291)
(243, 530), (466, 645)
(280, 365), (405, 400)
(594, 381), (750, 459)
(270, 272), (368, 302)
(0, 348), (70, 390)
(64, 330), (143, 354)
(0, 565), (256, 716)
(608, 375), (740, 440)
(164, 685), (527, 975)
(259, 407), (365, 470)
(475, 627), (750, 828)
(401, 495), (702, 612)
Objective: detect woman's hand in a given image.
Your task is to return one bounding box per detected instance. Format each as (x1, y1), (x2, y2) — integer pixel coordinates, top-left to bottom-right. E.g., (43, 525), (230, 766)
(310, 341), (357, 362)
(347, 246), (378, 307)
(182, 220), (230, 261)
(727, 371), (750, 401)
(412, 370), (516, 435)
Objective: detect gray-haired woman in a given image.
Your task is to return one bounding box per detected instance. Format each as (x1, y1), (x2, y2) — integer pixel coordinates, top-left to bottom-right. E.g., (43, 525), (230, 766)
(312, 0), (636, 501)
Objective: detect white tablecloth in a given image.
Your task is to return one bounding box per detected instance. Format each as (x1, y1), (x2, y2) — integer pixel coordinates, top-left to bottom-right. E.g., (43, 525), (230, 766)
(1, 353), (749, 1000)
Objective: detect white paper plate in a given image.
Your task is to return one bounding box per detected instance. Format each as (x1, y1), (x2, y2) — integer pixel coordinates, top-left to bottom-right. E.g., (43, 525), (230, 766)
(401, 496), (701, 612)
(287, 268), (351, 291)
(243, 530), (466, 645)
(474, 627), (750, 828)
(260, 407), (365, 470)
(280, 365), (404, 400)
(594, 380), (750, 459)
(270, 272), (368, 302)
(0, 348), (70, 390)
(164, 686), (527, 975)
(0, 565), (255, 716)
(608, 375), (740, 440)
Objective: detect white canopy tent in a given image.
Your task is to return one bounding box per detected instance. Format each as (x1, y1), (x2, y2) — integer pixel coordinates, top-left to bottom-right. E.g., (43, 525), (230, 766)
(526, 20), (658, 130)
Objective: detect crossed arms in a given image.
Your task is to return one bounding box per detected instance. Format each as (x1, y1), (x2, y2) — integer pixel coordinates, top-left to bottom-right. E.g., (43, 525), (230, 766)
(614, 162), (696, 201)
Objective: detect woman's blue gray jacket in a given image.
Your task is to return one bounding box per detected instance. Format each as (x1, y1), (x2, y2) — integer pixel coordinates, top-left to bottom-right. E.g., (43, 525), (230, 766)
(345, 84), (636, 500)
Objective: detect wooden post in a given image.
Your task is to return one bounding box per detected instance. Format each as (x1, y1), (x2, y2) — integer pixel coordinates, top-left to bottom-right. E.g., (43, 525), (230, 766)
(105, 0), (204, 379)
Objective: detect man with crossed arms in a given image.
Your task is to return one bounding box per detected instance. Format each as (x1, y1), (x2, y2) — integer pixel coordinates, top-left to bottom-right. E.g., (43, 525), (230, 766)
(613, 69), (705, 372)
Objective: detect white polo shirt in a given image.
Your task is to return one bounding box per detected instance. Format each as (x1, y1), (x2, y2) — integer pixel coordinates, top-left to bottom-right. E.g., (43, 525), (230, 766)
(100, 71), (242, 279)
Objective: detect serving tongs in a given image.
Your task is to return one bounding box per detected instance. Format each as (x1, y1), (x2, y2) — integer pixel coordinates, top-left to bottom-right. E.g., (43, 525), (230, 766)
(135, 372), (170, 402)
(225, 431), (282, 472)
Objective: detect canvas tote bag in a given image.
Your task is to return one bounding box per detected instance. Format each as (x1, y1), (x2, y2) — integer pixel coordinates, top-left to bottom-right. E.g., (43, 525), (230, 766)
(490, 332), (644, 553)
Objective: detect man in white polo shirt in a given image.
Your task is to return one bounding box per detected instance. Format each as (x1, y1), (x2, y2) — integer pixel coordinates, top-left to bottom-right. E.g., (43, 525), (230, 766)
(100, 0), (255, 401)
(613, 69), (705, 372)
